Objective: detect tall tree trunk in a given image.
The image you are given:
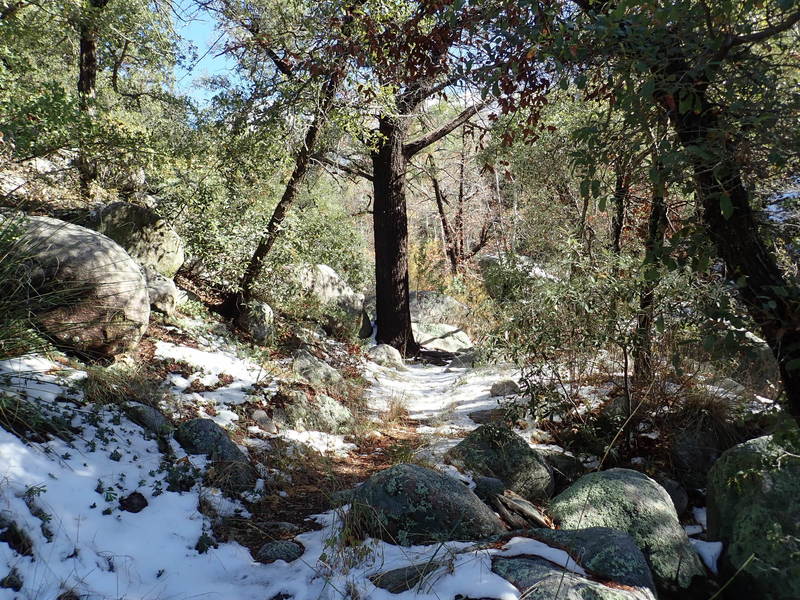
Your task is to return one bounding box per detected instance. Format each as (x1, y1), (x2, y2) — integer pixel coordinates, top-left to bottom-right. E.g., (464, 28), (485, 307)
(610, 165), (629, 255)
(371, 114), (419, 356)
(663, 78), (800, 424)
(220, 74), (340, 318)
(77, 0), (108, 200)
(428, 160), (459, 275)
(633, 162), (668, 389)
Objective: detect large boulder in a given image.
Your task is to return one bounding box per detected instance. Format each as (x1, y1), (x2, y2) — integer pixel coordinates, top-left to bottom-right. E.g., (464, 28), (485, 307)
(412, 322), (473, 353)
(707, 434), (800, 600)
(292, 350), (343, 388)
(492, 556), (652, 600)
(273, 391), (352, 433)
(91, 202), (184, 278)
(670, 427), (725, 489)
(408, 290), (470, 324)
(288, 264), (368, 336)
(550, 468), (705, 594)
(348, 463), (505, 545)
(444, 424), (554, 501)
(12, 216), (149, 357)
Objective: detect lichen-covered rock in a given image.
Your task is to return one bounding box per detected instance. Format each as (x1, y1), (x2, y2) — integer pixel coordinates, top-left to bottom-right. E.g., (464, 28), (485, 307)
(707, 434), (800, 600)
(174, 418), (256, 492)
(535, 446), (585, 493)
(550, 468), (705, 593)
(525, 528), (656, 595)
(142, 266), (179, 315)
(92, 202), (184, 278)
(671, 428), (723, 489)
(492, 556), (650, 600)
(412, 322), (473, 353)
(237, 301), (274, 344)
(445, 424), (553, 501)
(11, 216), (149, 357)
(367, 344), (405, 370)
(276, 391), (352, 433)
(292, 350), (343, 388)
(349, 463), (505, 545)
(490, 379), (520, 397)
(256, 540), (304, 564)
(124, 402), (172, 436)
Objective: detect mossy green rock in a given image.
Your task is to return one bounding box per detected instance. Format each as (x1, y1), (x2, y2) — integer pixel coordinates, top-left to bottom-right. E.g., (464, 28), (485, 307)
(550, 468), (705, 593)
(349, 463), (504, 545)
(527, 528), (655, 594)
(445, 424), (554, 500)
(707, 433), (800, 600)
(492, 556), (644, 599)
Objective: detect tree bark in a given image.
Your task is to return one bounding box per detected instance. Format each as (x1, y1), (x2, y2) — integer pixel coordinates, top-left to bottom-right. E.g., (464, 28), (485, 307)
(428, 159), (459, 275)
(371, 114), (419, 355)
(661, 73), (800, 424)
(610, 166), (629, 255)
(77, 0), (109, 199)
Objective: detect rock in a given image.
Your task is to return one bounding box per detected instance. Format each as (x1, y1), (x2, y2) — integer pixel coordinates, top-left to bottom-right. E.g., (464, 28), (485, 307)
(408, 290), (470, 324)
(446, 351), (477, 370)
(526, 528), (657, 595)
(237, 301), (274, 344)
(119, 491), (148, 513)
(10, 216), (149, 358)
(276, 392), (352, 433)
(289, 264), (367, 335)
(492, 556), (648, 600)
(473, 476), (507, 501)
(292, 350), (343, 388)
(256, 540), (304, 563)
(251, 409), (278, 434)
(478, 254), (556, 301)
(445, 424), (554, 501)
(490, 379), (520, 397)
(707, 434), (800, 600)
(142, 266), (179, 315)
(370, 561), (447, 593)
(91, 202), (185, 278)
(535, 447), (586, 493)
(412, 322), (473, 353)
(656, 476), (688, 517)
(174, 418), (256, 492)
(349, 463), (505, 545)
(671, 428), (723, 489)
(0, 568), (22, 592)
(124, 402), (172, 436)
(550, 468), (705, 593)
(367, 344), (405, 370)
(467, 408), (507, 425)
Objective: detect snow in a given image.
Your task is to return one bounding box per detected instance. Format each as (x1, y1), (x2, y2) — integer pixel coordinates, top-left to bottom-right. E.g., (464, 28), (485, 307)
(693, 507), (708, 530)
(689, 539), (723, 574)
(497, 537), (587, 576)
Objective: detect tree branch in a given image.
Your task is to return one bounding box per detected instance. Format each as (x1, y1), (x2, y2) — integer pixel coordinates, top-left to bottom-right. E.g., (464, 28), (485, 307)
(403, 103), (485, 158)
(316, 155), (374, 181)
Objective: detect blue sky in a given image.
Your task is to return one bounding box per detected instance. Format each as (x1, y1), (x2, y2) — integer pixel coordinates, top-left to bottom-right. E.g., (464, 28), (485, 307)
(172, 0), (237, 104)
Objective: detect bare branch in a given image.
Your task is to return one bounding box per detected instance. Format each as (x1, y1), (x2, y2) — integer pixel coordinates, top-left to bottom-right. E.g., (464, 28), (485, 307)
(403, 103), (485, 158)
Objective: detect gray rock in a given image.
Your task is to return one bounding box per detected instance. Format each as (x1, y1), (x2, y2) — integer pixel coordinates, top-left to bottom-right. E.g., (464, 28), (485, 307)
(707, 434), (800, 600)
(445, 424), (554, 501)
(292, 350), (343, 388)
(550, 468), (705, 593)
(490, 379), (520, 397)
(656, 476), (688, 517)
(276, 392), (352, 433)
(412, 322), (473, 353)
(349, 463), (505, 545)
(11, 216), (149, 357)
(251, 409), (278, 434)
(446, 351), (476, 370)
(535, 447), (586, 493)
(408, 291), (470, 324)
(526, 527), (656, 594)
(92, 202), (184, 278)
(142, 266), (179, 315)
(174, 418), (256, 492)
(256, 540), (304, 563)
(124, 402), (172, 436)
(370, 561), (446, 593)
(467, 408), (506, 425)
(237, 301), (274, 344)
(492, 556), (648, 600)
(671, 428), (723, 489)
(288, 264), (366, 335)
(367, 344), (405, 370)
(473, 476), (507, 501)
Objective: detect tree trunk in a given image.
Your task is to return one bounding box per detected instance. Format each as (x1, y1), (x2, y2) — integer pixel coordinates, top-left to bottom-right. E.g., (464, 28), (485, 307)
(428, 161), (459, 275)
(77, 0), (108, 199)
(664, 81), (800, 424)
(220, 75), (340, 318)
(371, 115), (419, 356)
(610, 166), (629, 255)
(633, 163), (667, 389)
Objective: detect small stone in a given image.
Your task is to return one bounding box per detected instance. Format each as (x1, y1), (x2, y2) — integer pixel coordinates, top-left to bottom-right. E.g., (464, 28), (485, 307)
(256, 540), (304, 563)
(119, 492), (148, 513)
(490, 379), (520, 397)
